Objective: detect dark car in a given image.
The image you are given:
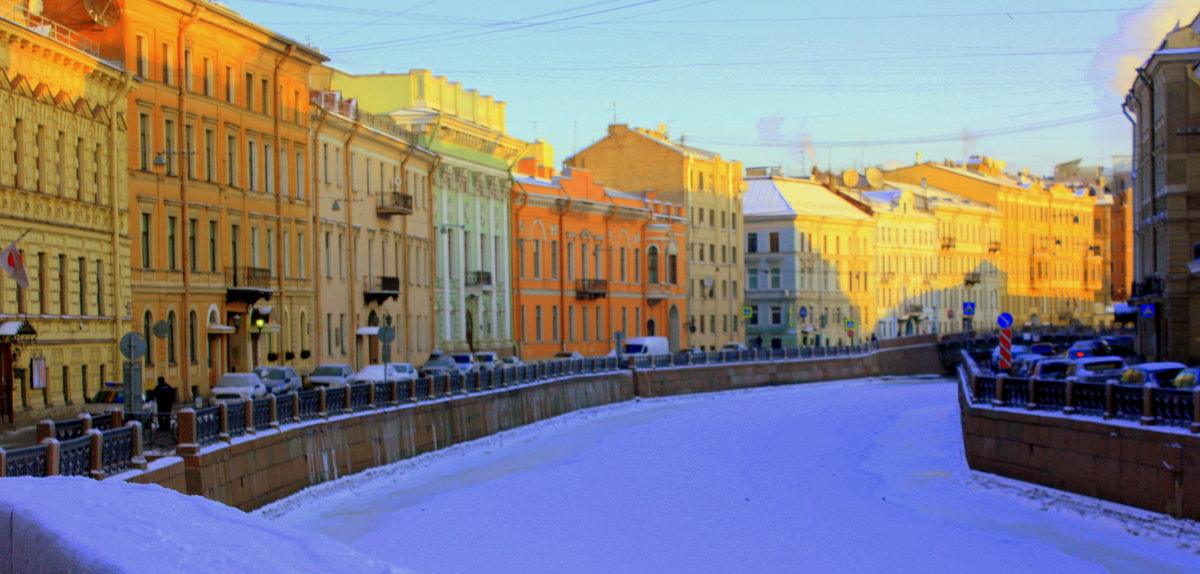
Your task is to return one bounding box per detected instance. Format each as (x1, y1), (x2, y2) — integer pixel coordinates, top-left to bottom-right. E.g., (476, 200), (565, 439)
(1030, 358), (1074, 380)
(1029, 343), (1057, 356)
(1066, 339), (1111, 360)
(1100, 335), (1136, 358)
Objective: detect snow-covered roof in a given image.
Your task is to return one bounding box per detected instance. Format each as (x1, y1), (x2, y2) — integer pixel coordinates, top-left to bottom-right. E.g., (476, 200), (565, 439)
(744, 177), (870, 220)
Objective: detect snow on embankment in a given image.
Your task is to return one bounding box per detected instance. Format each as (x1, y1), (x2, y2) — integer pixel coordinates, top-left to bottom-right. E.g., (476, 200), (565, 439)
(0, 477), (410, 574)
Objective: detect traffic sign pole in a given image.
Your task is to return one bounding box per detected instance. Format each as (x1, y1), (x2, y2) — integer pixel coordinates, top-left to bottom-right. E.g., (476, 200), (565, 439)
(999, 328), (1012, 370)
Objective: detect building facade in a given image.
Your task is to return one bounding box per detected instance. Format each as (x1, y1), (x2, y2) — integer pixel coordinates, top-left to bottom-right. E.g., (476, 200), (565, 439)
(0, 4), (130, 424)
(329, 70), (525, 356)
(743, 174), (875, 348)
(1125, 15), (1200, 361)
(307, 80), (438, 368)
(567, 124), (744, 350)
(511, 145), (688, 359)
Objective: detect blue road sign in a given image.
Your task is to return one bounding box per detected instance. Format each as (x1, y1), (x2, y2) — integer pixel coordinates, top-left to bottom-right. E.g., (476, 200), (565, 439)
(1140, 304), (1155, 319)
(845, 319), (855, 330)
(997, 312), (1014, 329)
(799, 306), (808, 318)
(963, 302), (976, 316)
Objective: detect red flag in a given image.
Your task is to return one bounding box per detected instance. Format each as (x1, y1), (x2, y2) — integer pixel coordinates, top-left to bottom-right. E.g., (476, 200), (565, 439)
(0, 232), (30, 289)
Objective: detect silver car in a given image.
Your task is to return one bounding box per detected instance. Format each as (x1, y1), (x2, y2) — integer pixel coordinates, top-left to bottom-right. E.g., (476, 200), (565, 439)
(253, 366), (303, 394)
(211, 373), (268, 403)
(308, 363), (355, 389)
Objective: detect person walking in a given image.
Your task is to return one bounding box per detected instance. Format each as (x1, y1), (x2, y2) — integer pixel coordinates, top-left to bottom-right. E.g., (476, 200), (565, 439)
(151, 376), (176, 433)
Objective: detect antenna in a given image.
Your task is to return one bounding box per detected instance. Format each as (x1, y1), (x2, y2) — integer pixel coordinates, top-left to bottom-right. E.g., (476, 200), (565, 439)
(611, 101), (618, 124)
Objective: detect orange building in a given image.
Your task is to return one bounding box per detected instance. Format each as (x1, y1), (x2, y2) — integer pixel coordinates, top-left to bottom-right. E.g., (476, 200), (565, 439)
(52, 0), (328, 399)
(512, 144), (688, 360)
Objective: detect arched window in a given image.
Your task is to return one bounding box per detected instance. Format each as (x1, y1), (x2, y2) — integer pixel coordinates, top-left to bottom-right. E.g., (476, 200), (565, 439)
(143, 311), (154, 365)
(647, 245), (659, 284)
(167, 311), (177, 364)
(188, 310), (197, 363)
(299, 311), (308, 353)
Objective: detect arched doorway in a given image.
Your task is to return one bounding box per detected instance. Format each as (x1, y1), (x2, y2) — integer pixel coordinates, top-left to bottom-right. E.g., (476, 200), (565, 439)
(646, 318), (657, 337)
(904, 317), (916, 336)
(466, 309), (475, 352)
(668, 305), (681, 351)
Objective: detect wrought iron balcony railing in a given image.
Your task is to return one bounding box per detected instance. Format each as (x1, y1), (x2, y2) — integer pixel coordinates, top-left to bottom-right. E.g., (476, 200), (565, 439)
(964, 272), (981, 286)
(377, 191), (414, 216)
(465, 271), (492, 287)
(575, 278), (609, 300)
(363, 276), (400, 305)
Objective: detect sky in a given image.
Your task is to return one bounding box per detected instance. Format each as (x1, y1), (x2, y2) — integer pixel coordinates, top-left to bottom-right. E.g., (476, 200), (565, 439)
(219, 0), (1200, 178)
(6, 377), (1200, 572)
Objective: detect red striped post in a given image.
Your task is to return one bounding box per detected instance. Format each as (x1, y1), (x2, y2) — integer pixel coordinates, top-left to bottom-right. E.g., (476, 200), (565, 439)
(998, 328), (1012, 370)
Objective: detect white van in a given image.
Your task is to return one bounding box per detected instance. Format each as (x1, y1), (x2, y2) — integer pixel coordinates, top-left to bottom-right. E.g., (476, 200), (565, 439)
(622, 336), (671, 357)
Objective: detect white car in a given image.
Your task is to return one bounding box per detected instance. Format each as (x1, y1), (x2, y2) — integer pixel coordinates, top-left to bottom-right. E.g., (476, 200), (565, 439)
(474, 352), (500, 370)
(253, 366), (303, 394)
(1065, 356), (1128, 384)
(308, 363), (355, 389)
(385, 363), (420, 382)
(211, 373), (268, 403)
(348, 364), (409, 385)
(499, 356), (525, 368)
(553, 351), (584, 360)
(449, 353), (480, 374)
(721, 342), (749, 352)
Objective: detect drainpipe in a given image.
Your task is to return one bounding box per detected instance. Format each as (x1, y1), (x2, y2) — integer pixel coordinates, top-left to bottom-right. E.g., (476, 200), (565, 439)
(397, 144), (413, 363)
(107, 70), (137, 383)
(310, 106), (330, 366)
(342, 123), (361, 366)
(271, 44), (296, 369)
(511, 178), (531, 355)
(427, 155), (441, 356)
(558, 195), (573, 353)
(603, 196), (617, 353)
(177, 6), (201, 398)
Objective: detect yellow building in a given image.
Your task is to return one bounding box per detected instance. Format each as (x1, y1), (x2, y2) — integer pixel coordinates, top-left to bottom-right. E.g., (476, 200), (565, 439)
(567, 124), (745, 350)
(886, 158), (1100, 330)
(308, 74), (438, 367)
(0, 3), (131, 424)
(328, 70), (525, 355)
(53, 0), (329, 400)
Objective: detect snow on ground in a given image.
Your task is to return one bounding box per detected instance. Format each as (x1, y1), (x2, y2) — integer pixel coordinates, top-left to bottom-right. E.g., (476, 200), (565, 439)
(0, 477), (410, 574)
(262, 376), (1200, 574)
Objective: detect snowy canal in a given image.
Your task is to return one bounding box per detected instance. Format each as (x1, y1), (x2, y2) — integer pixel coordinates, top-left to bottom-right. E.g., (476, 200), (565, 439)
(260, 377), (1200, 573)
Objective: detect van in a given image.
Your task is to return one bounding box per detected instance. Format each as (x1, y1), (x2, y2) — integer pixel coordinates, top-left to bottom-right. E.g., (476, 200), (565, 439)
(622, 336), (671, 357)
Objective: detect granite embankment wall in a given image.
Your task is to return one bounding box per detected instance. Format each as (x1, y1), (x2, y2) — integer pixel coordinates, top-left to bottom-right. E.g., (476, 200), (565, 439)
(129, 337), (942, 511)
(958, 371), (1200, 519)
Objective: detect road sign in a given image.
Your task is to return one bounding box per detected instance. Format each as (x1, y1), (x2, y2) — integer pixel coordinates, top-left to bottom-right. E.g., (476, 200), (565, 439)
(798, 306), (808, 319)
(742, 306), (753, 318)
(152, 320), (170, 339)
(123, 360), (144, 414)
(997, 312), (1013, 329)
(845, 319), (855, 330)
(119, 332), (147, 360)
(848, 330), (855, 338)
(378, 325), (395, 344)
(1140, 304), (1155, 318)
(963, 302), (976, 316)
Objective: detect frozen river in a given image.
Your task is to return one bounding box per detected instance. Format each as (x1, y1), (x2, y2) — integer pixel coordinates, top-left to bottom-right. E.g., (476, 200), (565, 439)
(262, 377), (1200, 573)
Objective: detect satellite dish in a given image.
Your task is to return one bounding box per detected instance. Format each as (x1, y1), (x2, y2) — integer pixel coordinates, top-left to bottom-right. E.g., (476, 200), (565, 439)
(44, 0), (120, 28)
(841, 170), (860, 188)
(865, 167), (884, 189)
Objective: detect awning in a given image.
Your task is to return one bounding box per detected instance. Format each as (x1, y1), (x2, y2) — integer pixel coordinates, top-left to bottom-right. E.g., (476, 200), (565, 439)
(356, 326), (380, 336)
(259, 323), (281, 334)
(207, 323), (236, 334)
(0, 320), (35, 337)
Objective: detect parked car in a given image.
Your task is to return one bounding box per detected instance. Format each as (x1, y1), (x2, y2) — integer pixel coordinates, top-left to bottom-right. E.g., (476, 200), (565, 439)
(722, 342), (749, 352)
(991, 344), (1030, 367)
(1100, 335), (1136, 358)
(1066, 339), (1111, 360)
(1064, 356), (1127, 384)
(1119, 362), (1187, 386)
(553, 351), (584, 360)
(623, 336), (671, 357)
(349, 364), (414, 385)
(211, 373), (268, 402)
(449, 353), (480, 374)
(1171, 367), (1200, 388)
(500, 356), (525, 368)
(474, 352), (500, 371)
(386, 362), (420, 382)
(308, 363), (356, 389)
(1030, 358), (1074, 380)
(1011, 353), (1047, 377)
(420, 357), (457, 378)
(1029, 343), (1056, 356)
(253, 366), (303, 394)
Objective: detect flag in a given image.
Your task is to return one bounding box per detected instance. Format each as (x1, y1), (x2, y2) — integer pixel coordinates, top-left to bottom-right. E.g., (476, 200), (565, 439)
(0, 231), (30, 289)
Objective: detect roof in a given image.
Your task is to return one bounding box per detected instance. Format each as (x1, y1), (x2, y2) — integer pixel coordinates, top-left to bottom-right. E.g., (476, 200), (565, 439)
(744, 177), (870, 220)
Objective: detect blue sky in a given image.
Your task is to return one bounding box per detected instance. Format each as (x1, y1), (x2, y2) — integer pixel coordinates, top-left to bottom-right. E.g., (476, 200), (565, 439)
(227, 0), (1198, 177)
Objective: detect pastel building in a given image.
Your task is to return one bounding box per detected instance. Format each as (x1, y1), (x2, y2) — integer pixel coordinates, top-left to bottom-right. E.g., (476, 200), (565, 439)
(567, 124), (744, 350)
(329, 70), (526, 356)
(511, 143), (689, 358)
(0, 2), (130, 424)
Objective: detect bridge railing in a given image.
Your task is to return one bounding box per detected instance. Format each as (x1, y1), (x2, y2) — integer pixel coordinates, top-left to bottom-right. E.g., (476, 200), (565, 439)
(0, 338), (905, 479)
(959, 349), (1200, 433)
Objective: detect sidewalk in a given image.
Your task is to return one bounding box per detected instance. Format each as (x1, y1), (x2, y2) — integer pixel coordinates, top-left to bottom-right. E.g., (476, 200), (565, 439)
(0, 424), (38, 450)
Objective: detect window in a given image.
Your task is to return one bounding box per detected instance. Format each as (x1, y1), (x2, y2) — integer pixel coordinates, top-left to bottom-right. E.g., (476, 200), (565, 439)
(535, 306), (543, 342)
(208, 220), (218, 272)
(76, 257), (86, 315)
(135, 36), (148, 77)
(770, 268), (781, 289)
(188, 311), (198, 363)
(532, 239), (541, 278)
(226, 133), (237, 185)
(184, 124), (195, 178)
(647, 246), (659, 284)
(187, 218), (197, 271)
(204, 128), (215, 182)
(769, 232), (780, 252)
(167, 216), (177, 270)
(596, 307), (603, 340)
(634, 250), (640, 283)
(295, 150), (305, 199)
(748, 268), (758, 290)
(551, 240), (559, 279)
(138, 113), (151, 171)
(12, 119), (22, 189)
(567, 242), (575, 280)
(202, 57), (212, 96)
(266, 229), (275, 274)
(298, 232), (306, 278)
(261, 78), (270, 115)
(247, 140), (257, 191)
(163, 119), (176, 175)
(225, 66), (234, 103)
(770, 306), (782, 325)
(619, 247), (626, 282)
(94, 259), (103, 315)
(161, 43), (173, 85)
(748, 306), (759, 326)
(245, 72), (253, 109)
(167, 311), (177, 364)
(57, 254), (67, 315)
(140, 213), (151, 268)
(264, 144), (273, 193)
(552, 306), (560, 340)
(143, 311), (154, 365)
(747, 233), (758, 253)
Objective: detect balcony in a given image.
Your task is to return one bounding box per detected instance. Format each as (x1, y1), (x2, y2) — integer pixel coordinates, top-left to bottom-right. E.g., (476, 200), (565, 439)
(376, 191), (414, 216)
(225, 266), (273, 304)
(646, 283), (671, 306)
(575, 278), (609, 301)
(363, 276), (400, 305)
(465, 271), (492, 288)
(988, 240), (1001, 253)
(963, 272), (981, 286)
(940, 237), (956, 250)
(903, 303), (923, 315)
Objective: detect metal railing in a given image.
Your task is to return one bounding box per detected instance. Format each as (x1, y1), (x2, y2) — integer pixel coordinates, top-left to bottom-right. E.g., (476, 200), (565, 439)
(226, 266), (272, 290)
(3, 339), (907, 478)
(465, 271), (492, 287)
